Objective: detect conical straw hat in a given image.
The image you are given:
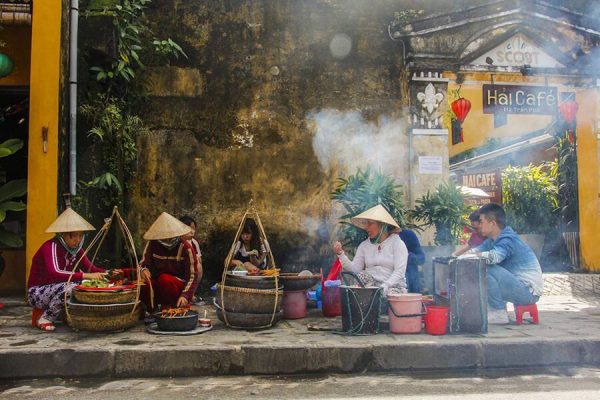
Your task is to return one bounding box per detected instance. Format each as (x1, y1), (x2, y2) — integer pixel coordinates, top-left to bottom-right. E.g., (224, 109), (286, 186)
(350, 204), (399, 230)
(45, 208), (95, 233)
(143, 212), (192, 240)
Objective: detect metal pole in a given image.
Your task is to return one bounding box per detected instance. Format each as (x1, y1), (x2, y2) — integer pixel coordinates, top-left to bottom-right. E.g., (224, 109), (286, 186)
(69, 0), (79, 195)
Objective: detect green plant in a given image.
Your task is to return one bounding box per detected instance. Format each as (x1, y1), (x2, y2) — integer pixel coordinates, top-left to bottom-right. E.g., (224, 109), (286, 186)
(410, 182), (471, 245)
(501, 163), (558, 234)
(330, 168), (413, 250)
(153, 38), (188, 65)
(390, 9), (424, 28)
(0, 139), (26, 247)
(554, 135), (578, 231)
(77, 94), (143, 209)
(84, 0), (187, 93)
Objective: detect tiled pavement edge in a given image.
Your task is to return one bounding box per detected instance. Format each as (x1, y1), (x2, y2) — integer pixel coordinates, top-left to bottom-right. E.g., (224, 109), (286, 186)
(543, 273), (600, 296)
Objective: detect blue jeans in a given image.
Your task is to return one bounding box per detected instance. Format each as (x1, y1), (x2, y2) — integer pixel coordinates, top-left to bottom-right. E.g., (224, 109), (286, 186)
(487, 265), (538, 310)
(406, 265), (420, 293)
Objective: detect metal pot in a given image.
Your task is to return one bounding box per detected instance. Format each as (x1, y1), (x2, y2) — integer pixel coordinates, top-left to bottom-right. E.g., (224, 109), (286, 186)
(154, 310), (198, 332)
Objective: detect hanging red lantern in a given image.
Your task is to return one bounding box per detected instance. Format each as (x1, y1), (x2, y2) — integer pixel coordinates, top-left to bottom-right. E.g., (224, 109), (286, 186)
(559, 100), (578, 144)
(559, 100), (578, 125)
(451, 97), (472, 123)
(451, 97), (471, 142)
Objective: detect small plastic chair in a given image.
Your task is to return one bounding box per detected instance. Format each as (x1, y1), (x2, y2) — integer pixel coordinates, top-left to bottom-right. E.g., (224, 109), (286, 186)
(514, 304), (539, 325)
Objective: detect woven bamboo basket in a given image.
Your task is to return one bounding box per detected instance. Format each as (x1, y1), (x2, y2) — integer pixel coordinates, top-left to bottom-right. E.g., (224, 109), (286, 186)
(67, 300), (139, 317)
(67, 304), (141, 332)
(214, 299), (282, 329)
(279, 273), (321, 291)
(216, 284), (283, 314)
(63, 207), (143, 333)
(225, 273), (278, 290)
(72, 288), (138, 305)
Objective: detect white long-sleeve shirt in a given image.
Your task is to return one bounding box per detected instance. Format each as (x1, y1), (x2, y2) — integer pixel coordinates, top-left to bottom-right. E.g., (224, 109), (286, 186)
(338, 234), (408, 291)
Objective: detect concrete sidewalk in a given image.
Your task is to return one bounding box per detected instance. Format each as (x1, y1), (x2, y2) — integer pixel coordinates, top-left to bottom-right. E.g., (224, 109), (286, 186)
(1, 294), (600, 379)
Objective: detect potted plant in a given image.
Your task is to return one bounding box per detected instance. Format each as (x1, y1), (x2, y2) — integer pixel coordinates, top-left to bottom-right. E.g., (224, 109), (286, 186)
(410, 182), (471, 246)
(330, 167), (414, 251)
(501, 163), (558, 258)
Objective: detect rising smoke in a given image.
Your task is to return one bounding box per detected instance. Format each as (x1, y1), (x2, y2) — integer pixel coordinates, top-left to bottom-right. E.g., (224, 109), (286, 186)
(307, 109), (408, 178)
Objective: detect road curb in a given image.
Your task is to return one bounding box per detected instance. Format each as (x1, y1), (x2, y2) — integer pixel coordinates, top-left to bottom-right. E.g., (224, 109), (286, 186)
(2, 338), (600, 379)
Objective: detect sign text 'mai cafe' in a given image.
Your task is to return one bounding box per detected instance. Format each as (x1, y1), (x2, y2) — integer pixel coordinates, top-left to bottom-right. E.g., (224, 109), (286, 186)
(483, 84), (558, 115)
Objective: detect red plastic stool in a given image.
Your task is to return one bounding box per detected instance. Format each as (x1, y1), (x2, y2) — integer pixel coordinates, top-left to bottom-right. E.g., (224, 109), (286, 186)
(31, 307), (43, 327)
(514, 304), (539, 325)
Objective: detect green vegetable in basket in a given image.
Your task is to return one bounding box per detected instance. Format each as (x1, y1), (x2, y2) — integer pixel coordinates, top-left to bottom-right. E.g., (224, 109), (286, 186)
(80, 278), (109, 288)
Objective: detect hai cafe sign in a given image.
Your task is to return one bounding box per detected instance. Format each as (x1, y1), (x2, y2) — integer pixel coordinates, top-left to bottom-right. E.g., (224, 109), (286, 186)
(483, 84), (558, 115)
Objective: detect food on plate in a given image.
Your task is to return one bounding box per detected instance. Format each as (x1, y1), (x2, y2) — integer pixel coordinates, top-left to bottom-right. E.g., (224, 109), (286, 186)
(80, 278), (109, 288)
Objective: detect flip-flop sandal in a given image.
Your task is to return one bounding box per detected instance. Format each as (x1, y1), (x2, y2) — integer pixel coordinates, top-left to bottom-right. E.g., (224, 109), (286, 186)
(37, 322), (56, 332)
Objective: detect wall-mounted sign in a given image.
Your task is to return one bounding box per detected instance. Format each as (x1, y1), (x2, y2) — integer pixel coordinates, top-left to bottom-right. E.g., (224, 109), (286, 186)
(471, 34), (565, 69)
(456, 170), (502, 206)
(418, 156), (443, 174)
(483, 84), (558, 115)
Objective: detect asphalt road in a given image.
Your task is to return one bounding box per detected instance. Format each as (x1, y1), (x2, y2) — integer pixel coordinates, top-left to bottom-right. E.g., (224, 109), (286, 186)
(1, 367), (600, 399)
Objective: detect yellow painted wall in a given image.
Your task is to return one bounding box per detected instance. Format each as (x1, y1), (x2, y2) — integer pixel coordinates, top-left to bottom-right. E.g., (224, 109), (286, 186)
(576, 90), (599, 272)
(25, 1), (62, 285)
(0, 26), (31, 86)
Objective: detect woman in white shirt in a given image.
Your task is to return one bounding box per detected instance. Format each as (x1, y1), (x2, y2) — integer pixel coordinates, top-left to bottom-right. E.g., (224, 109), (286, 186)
(332, 204), (408, 295)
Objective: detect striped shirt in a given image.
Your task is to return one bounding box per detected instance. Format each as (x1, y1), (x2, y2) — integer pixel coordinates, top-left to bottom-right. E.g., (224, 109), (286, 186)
(28, 238), (104, 288)
(140, 240), (199, 301)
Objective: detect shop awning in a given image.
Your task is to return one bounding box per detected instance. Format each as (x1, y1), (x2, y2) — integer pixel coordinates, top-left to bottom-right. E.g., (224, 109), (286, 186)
(450, 133), (554, 174)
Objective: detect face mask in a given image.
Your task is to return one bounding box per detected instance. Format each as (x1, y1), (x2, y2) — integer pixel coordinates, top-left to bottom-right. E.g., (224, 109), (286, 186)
(369, 224), (389, 244)
(158, 237), (180, 250)
(57, 233), (85, 256)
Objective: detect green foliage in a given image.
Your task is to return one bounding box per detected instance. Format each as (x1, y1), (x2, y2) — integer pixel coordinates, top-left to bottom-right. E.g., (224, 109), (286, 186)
(153, 38), (188, 64)
(0, 139), (26, 248)
(390, 9), (424, 28)
(410, 182), (471, 245)
(0, 139), (23, 158)
(501, 163), (558, 234)
(84, 0), (187, 93)
(330, 168), (413, 249)
(554, 134), (578, 231)
(78, 94), (144, 209)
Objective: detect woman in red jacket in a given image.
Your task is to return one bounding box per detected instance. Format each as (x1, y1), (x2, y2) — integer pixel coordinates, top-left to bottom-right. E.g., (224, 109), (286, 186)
(28, 208), (106, 331)
(139, 212), (198, 311)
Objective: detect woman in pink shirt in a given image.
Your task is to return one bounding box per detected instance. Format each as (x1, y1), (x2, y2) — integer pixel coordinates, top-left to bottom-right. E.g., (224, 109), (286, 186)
(28, 208), (106, 331)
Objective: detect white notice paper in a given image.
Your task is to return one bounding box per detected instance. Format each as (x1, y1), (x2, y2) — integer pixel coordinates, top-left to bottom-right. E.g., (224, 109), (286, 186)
(418, 156), (443, 174)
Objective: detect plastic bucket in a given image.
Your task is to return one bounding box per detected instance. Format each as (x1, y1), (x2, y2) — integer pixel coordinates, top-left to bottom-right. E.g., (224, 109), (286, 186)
(424, 305), (449, 335)
(340, 285), (381, 335)
(282, 290), (307, 319)
(322, 284), (341, 317)
(387, 293), (423, 334)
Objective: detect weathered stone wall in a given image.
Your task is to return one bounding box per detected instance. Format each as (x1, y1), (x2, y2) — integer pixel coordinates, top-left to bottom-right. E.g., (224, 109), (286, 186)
(128, 0), (450, 283)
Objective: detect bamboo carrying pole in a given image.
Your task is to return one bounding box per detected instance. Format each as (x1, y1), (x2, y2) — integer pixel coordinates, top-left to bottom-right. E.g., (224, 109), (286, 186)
(64, 207), (143, 325)
(220, 200), (279, 329)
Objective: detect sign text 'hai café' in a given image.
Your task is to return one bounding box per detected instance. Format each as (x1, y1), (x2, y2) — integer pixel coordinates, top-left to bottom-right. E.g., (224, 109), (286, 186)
(483, 84), (558, 115)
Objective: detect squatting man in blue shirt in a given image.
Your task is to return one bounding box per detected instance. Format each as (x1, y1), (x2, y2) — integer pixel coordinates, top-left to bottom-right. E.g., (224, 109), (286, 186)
(460, 203), (543, 324)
